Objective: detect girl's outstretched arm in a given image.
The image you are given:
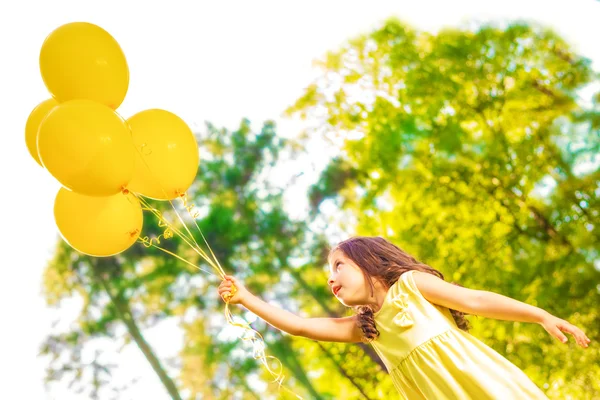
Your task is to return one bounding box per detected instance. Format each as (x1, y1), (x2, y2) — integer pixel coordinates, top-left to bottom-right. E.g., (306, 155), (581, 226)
(413, 271), (591, 348)
(218, 276), (363, 343)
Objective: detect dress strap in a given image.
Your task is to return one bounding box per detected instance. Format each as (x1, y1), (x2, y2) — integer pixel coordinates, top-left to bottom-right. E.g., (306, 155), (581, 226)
(398, 270), (419, 297)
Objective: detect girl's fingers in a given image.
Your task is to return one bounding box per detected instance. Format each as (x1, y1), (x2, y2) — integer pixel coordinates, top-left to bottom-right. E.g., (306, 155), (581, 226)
(576, 330), (590, 348)
(220, 290), (231, 301)
(559, 324), (590, 348)
(578, 329), (590, 343)
(222, 276), (236, 285)
(571, 326), (588, 347)
(218, 276), (240, 303)
(554, 327), (568, 343)
(218, 286), (231, 296)
(561, 325), (579, 345)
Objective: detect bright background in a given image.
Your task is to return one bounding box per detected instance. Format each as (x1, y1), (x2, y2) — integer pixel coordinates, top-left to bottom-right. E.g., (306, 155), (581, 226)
(1, 1), (599, 398)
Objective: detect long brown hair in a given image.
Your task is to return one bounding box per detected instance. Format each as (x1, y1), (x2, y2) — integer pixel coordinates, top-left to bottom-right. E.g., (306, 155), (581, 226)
(329, 236), (470, 341)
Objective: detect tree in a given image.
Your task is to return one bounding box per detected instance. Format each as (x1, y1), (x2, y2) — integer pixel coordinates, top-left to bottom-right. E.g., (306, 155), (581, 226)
(288, 19), (600, 398)
(41, 120), (395, 399)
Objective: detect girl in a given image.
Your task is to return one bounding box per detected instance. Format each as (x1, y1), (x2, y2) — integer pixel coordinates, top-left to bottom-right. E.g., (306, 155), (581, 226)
(218, 236), (591, 399)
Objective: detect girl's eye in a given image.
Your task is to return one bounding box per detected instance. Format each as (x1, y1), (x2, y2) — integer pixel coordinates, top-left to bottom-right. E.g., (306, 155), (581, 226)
(336, 262), (342, 270)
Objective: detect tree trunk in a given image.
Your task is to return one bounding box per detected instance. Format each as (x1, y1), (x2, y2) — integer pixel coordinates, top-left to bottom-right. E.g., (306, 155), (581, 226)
(315, 341), (376, 400)
(94, 264), (183, 400)
(269, 333), (325, 400)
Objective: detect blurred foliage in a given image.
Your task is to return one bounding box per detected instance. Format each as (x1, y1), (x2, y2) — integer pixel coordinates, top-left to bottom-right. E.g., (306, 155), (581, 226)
(41, 18), (599, 400)
(41, 120), (392, 399)
(288, 19), (600, 399)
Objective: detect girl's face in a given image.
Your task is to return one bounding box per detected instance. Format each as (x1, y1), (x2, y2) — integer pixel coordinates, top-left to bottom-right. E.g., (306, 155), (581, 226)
(328, 249), (373, 307)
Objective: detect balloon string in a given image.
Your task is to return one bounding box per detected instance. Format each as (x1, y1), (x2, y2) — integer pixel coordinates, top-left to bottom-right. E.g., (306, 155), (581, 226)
(134, 194), (221, 274)
(138, 237), (218, 276)
(136, 192), (302, 397)
(130, 141), (223, 277)
(172, 191), (302, 397)
(134, 199), (218, 275)
(128, 142), (302, 398)
(223, 300), (304, 399)
(163, 194), (223, 276)
(138, 208), (173, 246)
(176, 191), (226, 277)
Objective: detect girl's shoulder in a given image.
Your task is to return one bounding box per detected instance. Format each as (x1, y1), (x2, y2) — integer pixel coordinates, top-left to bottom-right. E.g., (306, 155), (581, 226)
(375, 271), (421, 319)
(398, 270), (420, 295)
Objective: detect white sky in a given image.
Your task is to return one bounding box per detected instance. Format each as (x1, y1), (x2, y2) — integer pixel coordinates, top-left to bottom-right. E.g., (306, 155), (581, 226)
(1, 0), (599, 399)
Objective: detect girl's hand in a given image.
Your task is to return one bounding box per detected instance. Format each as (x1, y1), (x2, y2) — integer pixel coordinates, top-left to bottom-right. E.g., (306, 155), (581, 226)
(218, 275), (248, 305)
(540, 314), (591, 348)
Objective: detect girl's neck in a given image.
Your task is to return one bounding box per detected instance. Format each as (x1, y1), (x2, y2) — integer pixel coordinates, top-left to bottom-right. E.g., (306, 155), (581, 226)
(366, 281), (389, 313)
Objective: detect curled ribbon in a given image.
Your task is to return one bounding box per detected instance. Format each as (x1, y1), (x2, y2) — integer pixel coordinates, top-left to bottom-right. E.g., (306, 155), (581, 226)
(176, 191), (303, 399)
(139, 210), (174, 247)
(133, 187), (303, 398)
(177, 191), (200, 219)
(223, 285), (303, 399)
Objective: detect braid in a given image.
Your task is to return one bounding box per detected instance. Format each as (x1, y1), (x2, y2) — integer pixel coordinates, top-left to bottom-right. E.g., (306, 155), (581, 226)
(356, 305), (380, 342)
(450, 308), (471, 331)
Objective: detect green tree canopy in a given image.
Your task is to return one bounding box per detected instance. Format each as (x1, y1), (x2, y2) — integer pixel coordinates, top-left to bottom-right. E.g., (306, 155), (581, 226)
(41, 120), (395, 399)
(288, 19), (600, 398)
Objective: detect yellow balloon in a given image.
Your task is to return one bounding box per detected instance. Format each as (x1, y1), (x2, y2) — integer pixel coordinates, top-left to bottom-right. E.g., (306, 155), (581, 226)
(38, 99), (135, 196)
(54, 188), (143, 257)
(127, 109), (199, 200)
(39, 22), (129, 109)
(25, 98), (59, 166)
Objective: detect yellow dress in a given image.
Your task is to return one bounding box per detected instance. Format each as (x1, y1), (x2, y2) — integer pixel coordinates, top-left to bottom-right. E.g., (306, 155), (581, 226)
(370, 270), (549, 399)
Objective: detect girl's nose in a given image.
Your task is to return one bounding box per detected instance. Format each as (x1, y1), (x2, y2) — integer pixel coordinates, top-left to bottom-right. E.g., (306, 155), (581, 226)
(328, 276), (335, 286)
